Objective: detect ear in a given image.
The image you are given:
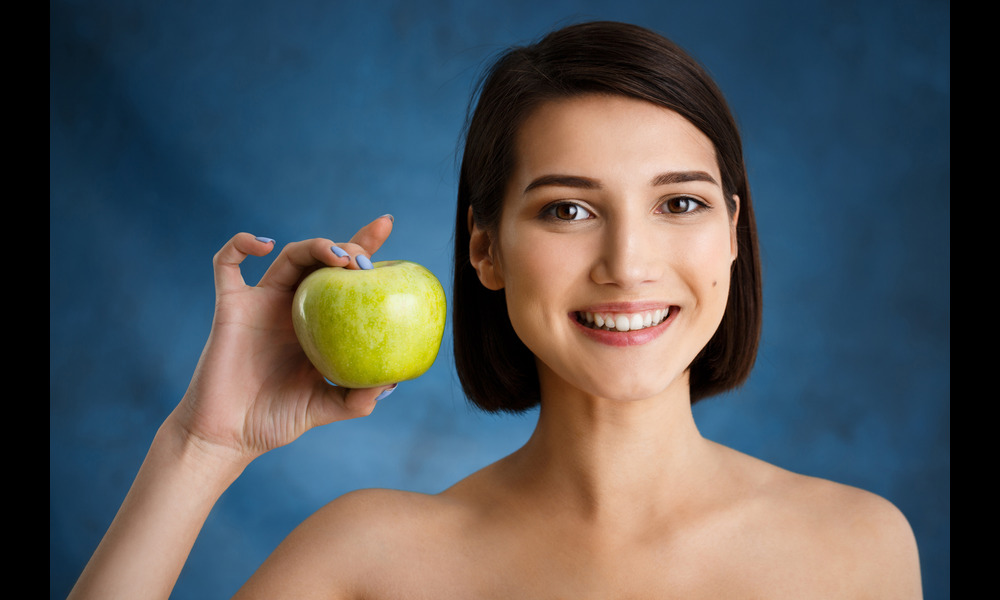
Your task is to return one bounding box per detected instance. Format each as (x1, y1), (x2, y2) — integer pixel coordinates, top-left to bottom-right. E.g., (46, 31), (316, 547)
(729, 194), (740, 262)
(468, 206), (504, 290)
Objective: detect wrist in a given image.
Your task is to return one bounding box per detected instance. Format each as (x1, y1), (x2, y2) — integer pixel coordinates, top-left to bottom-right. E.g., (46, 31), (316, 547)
(153, 411), (253, 491)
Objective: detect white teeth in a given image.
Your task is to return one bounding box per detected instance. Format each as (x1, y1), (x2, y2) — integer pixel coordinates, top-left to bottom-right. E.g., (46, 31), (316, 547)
(578, 309), (670, 332)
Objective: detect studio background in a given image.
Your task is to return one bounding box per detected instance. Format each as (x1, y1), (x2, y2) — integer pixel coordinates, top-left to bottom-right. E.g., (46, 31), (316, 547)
(49, 1), (950, 598)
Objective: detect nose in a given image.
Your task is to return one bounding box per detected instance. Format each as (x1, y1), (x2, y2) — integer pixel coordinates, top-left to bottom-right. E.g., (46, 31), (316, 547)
(589, 217), (663, 289)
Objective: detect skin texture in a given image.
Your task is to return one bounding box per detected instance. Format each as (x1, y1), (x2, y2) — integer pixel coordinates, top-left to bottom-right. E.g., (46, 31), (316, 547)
(480, 94), (739, 404)
(70, 98), (922, 599)
(235, 96), (922, 598)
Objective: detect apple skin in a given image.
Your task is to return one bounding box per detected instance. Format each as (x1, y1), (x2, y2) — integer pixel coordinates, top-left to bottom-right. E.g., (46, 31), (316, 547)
(292, 260), (447, 388)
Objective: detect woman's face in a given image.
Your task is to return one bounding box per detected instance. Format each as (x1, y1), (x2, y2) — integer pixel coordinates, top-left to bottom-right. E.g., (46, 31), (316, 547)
(474, 94), (738, 402)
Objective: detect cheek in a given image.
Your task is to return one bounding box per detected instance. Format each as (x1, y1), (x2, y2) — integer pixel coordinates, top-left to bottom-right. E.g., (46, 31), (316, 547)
(495, 227), (590, 349)
(493, 229), (543, 335)
(496, 223), (577, 299)
(677, 228), (736, 301)
(682, 220), (734, 258)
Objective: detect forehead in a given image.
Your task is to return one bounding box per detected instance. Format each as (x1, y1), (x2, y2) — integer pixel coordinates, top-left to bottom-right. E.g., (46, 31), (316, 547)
(510, 94), (720, 187)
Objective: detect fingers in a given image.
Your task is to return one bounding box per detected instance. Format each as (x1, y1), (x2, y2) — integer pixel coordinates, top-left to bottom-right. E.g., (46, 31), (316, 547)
(313, 383), (399, 424)
(213, 233), (278, 295)
(257, 237), (351, 292)
(329, 214), (393, 270)
(258, 215), (394, 290)
(218, 215), (394, 293)
(342, 385), (393, 417)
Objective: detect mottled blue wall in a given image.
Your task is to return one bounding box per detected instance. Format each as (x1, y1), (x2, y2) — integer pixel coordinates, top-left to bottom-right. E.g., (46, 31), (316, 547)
(50, 1), (950, 598)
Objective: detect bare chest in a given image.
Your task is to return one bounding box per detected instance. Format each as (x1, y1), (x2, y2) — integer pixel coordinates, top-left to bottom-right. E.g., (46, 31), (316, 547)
(353, 517), (844, 600)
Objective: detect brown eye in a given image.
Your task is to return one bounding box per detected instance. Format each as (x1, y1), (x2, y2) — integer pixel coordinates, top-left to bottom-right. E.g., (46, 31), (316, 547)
(547, 202), (592, 221)
(663, 196), (703, 214)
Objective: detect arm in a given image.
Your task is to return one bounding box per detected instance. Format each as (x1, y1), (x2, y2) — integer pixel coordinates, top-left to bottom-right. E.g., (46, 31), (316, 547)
(66, 415), (247, 599)
(68, 216), (396, 599)
(861, 496), (924, 600)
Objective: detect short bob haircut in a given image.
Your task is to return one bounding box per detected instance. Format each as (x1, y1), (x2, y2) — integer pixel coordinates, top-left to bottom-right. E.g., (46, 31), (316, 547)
(453, 21), (762, 413)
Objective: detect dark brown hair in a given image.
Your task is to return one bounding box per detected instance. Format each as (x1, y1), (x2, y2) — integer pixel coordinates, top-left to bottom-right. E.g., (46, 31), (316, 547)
(453, 21), (762, 412)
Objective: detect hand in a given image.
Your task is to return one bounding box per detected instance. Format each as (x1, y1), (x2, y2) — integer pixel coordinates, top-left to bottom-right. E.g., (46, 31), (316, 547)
(169, 215), (396, 463)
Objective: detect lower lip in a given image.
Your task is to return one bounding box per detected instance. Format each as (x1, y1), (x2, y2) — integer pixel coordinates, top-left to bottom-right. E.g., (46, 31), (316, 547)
(570, 308), (678, 347)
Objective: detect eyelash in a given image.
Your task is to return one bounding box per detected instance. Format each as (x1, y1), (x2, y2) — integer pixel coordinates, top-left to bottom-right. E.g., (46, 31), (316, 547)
(658, 196), (708, 215)
(541, 196), (708, 221)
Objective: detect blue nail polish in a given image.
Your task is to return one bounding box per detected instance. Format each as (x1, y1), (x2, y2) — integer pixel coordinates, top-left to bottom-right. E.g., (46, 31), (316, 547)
(324, 378), (339, 387)
(331, 246), (348, 258)
(381, 214), (394, 223)
(356, 255), (374, 270)
(376, 384), (398, 401)
(255, 236), (275, 244)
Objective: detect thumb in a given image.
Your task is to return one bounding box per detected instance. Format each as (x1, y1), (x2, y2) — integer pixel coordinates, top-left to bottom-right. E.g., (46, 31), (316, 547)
(347, 215), (394, 258)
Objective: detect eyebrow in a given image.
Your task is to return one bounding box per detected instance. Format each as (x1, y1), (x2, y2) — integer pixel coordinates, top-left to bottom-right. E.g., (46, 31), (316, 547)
(523, 174), (600, 193)
(523, 170), (719, 194)
(650, 170), (719, 187)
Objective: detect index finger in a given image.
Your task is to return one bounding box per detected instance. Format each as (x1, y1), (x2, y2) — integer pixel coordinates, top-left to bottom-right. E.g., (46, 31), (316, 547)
(213, 233), (278, 295)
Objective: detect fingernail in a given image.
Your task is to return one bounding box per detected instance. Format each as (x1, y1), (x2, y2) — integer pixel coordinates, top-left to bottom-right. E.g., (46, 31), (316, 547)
(324, 377), (339, 387)
(381, 214), (394, 223)
(255, 236), (275, 244)
(375, 384), (398, 401)
(331, 245), (349, 258)
(356, 255), (374, 270)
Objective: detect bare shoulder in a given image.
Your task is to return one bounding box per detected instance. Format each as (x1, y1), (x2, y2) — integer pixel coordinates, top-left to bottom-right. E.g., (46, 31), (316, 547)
(816, 478), (922, 598)
(234, 488), (469, 599)
(728, 449), (923, 599)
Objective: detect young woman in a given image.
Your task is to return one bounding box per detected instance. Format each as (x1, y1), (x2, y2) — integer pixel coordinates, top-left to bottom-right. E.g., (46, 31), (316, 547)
(69, 21), (922, 599)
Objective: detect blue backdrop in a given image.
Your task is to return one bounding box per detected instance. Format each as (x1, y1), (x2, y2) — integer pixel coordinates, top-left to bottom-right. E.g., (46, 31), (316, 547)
(50, 1), (950, 598)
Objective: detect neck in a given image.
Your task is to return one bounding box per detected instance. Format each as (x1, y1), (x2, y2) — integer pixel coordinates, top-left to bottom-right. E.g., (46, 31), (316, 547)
(502, 365), (720, 530)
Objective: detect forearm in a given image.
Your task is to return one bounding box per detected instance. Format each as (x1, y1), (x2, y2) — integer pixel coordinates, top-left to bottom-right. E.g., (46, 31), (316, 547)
(68, 414), (251, 600)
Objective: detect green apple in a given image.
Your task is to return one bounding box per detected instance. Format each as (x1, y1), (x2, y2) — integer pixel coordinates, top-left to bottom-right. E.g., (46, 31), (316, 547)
(292, 260), (447, 388)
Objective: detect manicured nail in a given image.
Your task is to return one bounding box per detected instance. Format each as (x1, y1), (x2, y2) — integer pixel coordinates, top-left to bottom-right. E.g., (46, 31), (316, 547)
(356, 255), (374, 270)
(324, 377), (339, 387)
(375, 384), (398, 401)
(255, 236), (275, 244)
(381, 214), (394, 223)
(331, 245), (349, 258)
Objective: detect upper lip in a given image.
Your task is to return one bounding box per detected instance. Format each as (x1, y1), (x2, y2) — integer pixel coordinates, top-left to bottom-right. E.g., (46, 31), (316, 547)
(572, 301), (674, 313)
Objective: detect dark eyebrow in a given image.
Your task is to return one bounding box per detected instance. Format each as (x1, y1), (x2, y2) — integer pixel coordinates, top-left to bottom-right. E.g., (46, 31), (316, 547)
(523, 175), (601, 194)
(523, 171), (720, 195)
(650, 171), (720, 187)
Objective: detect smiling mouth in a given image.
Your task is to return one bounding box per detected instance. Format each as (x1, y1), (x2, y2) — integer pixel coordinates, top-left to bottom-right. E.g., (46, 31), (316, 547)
(575, 307), (676, 332)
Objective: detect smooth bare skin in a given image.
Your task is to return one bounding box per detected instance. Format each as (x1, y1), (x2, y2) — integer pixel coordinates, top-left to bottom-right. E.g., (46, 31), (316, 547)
(68, 216), (398, 599)
(236, 96), (921, 598)
(71, 96), (922, 599)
